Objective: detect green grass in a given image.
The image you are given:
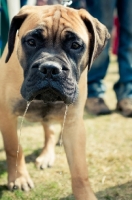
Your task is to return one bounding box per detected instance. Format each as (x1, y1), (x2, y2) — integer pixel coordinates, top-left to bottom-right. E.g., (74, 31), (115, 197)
(0, 55), (132, 199)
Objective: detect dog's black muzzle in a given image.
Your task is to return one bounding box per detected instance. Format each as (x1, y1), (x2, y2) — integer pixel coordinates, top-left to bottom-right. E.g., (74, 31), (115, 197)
(21, 60), (78, 104)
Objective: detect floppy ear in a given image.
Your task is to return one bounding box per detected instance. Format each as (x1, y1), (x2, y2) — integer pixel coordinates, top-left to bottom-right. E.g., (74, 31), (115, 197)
(79, 9), (110, 70)
(5, 6), (34, 63)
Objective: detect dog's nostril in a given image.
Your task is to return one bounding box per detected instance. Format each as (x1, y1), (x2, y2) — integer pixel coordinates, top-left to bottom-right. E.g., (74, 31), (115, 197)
(52, 68), (60, 75)
(43, 68), (48, 74)
(32, 64), (38, 69)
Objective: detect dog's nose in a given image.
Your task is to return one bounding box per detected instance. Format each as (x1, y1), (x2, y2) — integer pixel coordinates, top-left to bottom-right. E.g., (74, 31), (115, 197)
(39, 62), (62, 77)
(39, 65), (60, 75)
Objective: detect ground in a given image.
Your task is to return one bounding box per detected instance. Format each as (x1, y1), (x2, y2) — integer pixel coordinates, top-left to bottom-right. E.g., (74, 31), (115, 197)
(0, 55), (132, 200)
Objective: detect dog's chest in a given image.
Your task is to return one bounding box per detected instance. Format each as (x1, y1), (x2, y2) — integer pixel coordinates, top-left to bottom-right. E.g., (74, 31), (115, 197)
(12, 99), (66, 123)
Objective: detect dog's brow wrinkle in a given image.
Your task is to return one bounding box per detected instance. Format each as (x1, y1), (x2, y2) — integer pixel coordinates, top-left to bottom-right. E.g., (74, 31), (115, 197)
(60, 10), (79, 30)
(52, 9), (61, 44)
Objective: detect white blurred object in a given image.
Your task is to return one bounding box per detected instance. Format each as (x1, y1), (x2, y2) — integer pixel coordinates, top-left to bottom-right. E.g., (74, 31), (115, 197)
(61, 0), (72, 6)
(7, 0), (20, 23)
(27, 0), (37, 5)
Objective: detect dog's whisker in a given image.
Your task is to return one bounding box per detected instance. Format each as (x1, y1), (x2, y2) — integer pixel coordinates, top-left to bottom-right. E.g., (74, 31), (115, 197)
(13, 101), (32, 189)
(59, 104), (69, 146)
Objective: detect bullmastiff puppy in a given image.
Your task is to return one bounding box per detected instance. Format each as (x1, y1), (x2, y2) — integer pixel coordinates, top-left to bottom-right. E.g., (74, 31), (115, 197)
(0, 5), (110, 200)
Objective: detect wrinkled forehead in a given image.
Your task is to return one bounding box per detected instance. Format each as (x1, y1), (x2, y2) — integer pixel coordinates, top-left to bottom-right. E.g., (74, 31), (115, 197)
(18, 5), (88, 43)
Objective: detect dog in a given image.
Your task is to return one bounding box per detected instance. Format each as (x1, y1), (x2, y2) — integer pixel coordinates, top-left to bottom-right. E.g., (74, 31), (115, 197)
(0, 5), (110, 200)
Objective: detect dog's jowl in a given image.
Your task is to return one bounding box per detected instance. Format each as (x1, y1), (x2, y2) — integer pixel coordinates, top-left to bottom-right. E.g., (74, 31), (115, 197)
(0, 5), (110, 200)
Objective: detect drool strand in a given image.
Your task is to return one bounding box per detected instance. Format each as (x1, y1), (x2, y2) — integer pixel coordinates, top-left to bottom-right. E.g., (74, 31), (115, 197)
(13, 101), (31, 190)
(59, 105), (69, 146)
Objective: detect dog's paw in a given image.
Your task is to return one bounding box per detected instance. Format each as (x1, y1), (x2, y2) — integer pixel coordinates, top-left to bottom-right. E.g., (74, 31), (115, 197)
(35, 150), (55, 169)
(8, 174), (34, 192)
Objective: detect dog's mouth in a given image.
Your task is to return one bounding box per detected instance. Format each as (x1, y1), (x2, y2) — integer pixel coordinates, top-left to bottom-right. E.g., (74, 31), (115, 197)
(23, 85), (78, 105)
(21, 69), (78, 105)
(34, 88), (63, 103)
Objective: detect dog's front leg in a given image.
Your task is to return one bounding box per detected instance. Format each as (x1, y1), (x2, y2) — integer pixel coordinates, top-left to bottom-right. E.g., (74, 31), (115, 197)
(0, 110), (34, 191)
(35, 122), (55, 169)
(63, 117), (97, 200)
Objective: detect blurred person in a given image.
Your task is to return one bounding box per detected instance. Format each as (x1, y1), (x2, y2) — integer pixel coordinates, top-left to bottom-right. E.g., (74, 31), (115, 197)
(36, 0), (86, 7)
(36, 0), (61, 5)
(1, 0), (23, 56)
(21, 0), (28, 6)
(84, 0), (132, 117)
(0, 0), (36, 56)
(0, 0), (9, 56)
(71, 0), (86, 9)
(112, 15), (119, 55)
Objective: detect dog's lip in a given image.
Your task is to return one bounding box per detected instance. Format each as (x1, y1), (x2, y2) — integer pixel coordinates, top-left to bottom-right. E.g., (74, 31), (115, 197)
(30, 88), (65, 103)
(28, 89), (74, 105)
(35, 92), (63, 102)
(21, 81), (78, 105)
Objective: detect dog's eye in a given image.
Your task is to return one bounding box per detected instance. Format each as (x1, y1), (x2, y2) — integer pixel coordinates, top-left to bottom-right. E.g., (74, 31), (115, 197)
(71, 42), (81, 50)
(27, 39), (36, 47)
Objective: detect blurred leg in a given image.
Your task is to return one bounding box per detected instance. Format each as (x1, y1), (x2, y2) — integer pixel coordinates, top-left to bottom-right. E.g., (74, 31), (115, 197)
(86, 0), (116, 98)
(114, 0), (132, 116)
(114, 0), (132, 100)
(35, 123), (55, 169)
(85, 0), (116, 115)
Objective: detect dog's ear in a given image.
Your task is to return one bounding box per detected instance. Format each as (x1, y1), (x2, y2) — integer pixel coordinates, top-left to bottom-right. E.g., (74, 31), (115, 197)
(79, 9), (110, 70)
(5, 6), (34, 63)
